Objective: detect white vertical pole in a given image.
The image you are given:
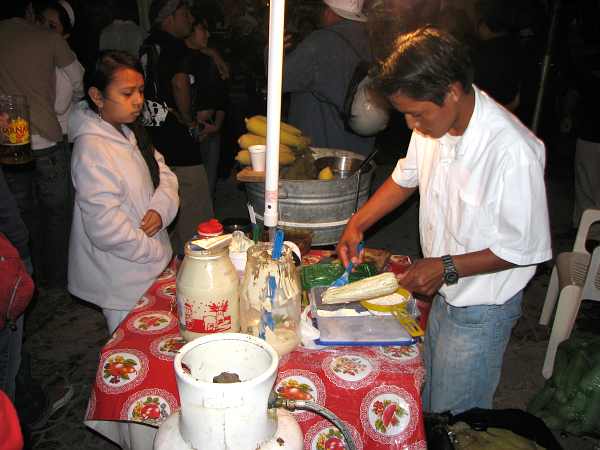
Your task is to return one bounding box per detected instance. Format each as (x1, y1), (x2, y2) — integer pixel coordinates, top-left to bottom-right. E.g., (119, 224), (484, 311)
(263, 0), (286, 229)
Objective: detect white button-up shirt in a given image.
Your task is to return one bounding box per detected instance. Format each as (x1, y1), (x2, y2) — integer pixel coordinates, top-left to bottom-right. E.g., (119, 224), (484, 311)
(392, 86), (552, 306)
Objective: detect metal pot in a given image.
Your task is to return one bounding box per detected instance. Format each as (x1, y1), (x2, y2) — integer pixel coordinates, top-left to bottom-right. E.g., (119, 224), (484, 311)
(245, 148), (376, 246)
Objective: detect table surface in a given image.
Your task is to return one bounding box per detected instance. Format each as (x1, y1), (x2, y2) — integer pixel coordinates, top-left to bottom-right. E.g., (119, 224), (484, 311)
(86, 257), (427, 450)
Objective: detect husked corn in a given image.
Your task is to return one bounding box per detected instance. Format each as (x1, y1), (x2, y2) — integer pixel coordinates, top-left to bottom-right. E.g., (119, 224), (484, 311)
(322, 272), (399, 304)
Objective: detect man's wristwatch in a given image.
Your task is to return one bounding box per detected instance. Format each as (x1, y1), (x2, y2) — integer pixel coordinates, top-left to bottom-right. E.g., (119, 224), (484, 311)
(441, 255), (459, 285)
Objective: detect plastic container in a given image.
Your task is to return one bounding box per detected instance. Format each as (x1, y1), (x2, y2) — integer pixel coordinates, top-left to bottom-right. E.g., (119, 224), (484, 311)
(239, 242), (301, 357)
(197, 219), (223, 239)
(308, 286), (417, 346)
(176, 242), (240, 342)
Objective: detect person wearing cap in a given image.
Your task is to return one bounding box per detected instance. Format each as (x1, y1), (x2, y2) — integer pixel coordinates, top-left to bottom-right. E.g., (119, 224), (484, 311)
(141, 0), (214, 255)
(337, 28), (551, 414)
(281, 0), (375, 157)
(99, 0), (147, 59)
(37, 0), (85, 142)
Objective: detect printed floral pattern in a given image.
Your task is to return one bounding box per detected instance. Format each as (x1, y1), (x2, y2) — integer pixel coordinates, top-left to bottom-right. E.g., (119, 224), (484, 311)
(120, 388), (178, 426)
(104, 355), (138, 384)
(275, 370), (325, 422)
(133, 295), (155, 311)
(379, 345), (418, 361)
(127, 311), (176, 335)
(277, 378), (314, 401)
(157, 282), (176, 300)
(97, 349), (149, 394)
(372, 399), (405, 433)
(360, 385), (418, 444)
(150, 334), (186, 361)
(333, 356), (367, 376)
(323, 352), (379, 390)
(305, 420), (363, 450)
(132, 396), (168, 423)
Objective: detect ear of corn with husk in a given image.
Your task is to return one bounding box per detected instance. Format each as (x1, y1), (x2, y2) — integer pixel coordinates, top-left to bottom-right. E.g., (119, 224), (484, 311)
(235, 148), (296, 167)
(322, 272), (399, 304)
(245, 116), (311, 148)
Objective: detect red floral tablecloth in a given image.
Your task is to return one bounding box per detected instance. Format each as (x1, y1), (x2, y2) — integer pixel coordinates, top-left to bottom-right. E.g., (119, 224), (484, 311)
(86, 258), (427, 450)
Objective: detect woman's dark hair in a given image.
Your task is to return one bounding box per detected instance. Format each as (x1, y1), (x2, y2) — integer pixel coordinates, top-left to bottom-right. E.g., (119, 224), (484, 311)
(85, 50), (160, 189)
(372, 27), (474, 105)
(45, 0), (73, 36)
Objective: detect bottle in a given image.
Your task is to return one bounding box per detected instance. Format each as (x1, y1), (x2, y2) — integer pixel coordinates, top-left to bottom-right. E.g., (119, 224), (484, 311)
(239, 242), (301, 357)
(176, 242), (240, 342)
(0, 95), (33, 165)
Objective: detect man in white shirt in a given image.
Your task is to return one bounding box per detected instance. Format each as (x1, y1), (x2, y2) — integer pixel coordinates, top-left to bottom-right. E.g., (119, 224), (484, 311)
(337, 27), (552, 414)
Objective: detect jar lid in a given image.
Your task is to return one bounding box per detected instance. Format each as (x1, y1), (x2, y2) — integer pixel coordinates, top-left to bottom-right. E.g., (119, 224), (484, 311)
(197, 219), (223, 236)
(185, 241), (228, 258)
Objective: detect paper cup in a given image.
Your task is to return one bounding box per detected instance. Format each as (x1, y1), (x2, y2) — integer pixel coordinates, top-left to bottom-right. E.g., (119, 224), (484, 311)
(248, 145), (266, 172)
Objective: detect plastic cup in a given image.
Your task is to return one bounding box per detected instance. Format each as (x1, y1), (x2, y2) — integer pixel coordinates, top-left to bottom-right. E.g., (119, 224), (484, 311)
(248, 145), (266, 172)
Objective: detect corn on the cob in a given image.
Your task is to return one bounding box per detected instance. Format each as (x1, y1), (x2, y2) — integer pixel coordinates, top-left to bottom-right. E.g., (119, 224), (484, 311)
(235, 149), (251, 165)
(250, 115), (303, 136)
(245, 117), (311, 148)
(238, 133), (293, 154)
(322, 272), (399, 304)
(235, 148), (296, 166)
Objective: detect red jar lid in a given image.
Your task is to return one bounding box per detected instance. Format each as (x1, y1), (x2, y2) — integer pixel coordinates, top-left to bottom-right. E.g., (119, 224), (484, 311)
(197, 219), (224, 236)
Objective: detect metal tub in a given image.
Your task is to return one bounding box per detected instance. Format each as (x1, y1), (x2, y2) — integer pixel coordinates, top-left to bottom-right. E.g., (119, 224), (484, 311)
(245, 148), (375, 246)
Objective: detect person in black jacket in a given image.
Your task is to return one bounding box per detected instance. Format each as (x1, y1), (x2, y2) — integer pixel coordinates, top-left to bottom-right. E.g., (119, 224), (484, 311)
(185, 13), (229, 198)
(141, 0), (213, 255)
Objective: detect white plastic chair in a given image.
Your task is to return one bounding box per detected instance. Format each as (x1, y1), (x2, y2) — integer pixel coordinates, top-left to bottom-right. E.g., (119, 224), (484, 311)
(539, 208), (600, 378)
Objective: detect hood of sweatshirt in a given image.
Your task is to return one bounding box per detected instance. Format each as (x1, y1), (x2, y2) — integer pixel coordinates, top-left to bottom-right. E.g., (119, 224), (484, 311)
(68, 101), (137, 148)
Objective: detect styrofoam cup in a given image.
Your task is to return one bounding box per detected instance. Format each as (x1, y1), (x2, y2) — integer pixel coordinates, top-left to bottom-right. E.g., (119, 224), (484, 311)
(248, 145), (266, 172)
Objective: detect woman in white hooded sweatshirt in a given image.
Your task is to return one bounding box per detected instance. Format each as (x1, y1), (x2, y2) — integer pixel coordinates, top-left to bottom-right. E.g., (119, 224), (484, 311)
(68, 50), (179, 334)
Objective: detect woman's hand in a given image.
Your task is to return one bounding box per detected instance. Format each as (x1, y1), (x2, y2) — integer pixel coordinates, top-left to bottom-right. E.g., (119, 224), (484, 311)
(140, 209), (163, 237)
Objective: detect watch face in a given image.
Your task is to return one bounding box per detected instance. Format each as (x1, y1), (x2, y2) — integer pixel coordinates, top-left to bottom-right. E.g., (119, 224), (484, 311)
(445, 272), (459, 285)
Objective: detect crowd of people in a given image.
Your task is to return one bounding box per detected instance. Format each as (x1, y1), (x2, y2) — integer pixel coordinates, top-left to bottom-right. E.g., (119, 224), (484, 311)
(0, 0), (597, 446)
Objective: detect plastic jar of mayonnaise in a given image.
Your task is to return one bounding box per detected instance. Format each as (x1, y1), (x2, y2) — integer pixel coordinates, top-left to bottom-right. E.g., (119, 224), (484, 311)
(176, 242), (239, 342)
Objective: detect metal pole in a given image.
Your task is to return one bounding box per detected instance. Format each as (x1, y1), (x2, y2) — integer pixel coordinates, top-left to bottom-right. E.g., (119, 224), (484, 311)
(532, 0), (562, 134)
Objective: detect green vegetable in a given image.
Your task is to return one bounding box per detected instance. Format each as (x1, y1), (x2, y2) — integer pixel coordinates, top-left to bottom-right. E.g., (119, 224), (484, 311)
(551, 344), (572, 390)
(527, 383), (555, 415)
(578, 389), (600, 433)
(564, 349), (590, 399)
(578, 360), (600, 393)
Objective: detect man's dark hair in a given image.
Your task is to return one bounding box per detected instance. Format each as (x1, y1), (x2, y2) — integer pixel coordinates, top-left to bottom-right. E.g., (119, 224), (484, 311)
(372, 27), (474, 105)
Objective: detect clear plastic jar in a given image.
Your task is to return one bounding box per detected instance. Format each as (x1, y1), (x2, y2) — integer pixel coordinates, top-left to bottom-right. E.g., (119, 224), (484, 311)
(176, 243), (240, 342)
(239, 242), (301, 356)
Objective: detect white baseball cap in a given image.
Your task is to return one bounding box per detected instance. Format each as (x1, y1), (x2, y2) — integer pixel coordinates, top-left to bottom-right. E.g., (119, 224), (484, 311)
(323, 0), (367, 22)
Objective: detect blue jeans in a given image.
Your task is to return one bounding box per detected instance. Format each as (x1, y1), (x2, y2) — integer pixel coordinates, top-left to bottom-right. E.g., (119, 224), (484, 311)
(0, 316), (23, 402)
(422, 291), (523, 414)
(3, 144), (71, 287)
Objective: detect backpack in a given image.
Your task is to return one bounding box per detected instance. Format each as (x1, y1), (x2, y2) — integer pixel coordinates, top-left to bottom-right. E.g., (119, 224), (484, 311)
(310, 29), (372, 135)
(0, 233), (34, 330)
(139, 43), (170, 127)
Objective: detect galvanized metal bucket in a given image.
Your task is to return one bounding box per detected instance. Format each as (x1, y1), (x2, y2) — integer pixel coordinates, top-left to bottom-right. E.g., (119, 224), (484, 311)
(245, 148), (375, 246)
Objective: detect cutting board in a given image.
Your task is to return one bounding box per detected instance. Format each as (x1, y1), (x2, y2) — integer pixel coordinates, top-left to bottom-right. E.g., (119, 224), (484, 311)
(236, 167), (265, 183)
